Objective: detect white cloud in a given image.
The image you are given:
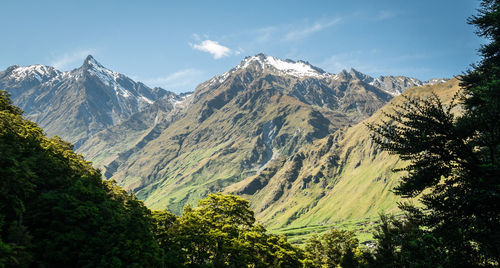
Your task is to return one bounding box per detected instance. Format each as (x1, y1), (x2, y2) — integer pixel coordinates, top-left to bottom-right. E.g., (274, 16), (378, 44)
(190, 40), (232, 59)
(145, 68), (204, 92)
(284, 18), (341, 41)
(51, 49), (96, 70)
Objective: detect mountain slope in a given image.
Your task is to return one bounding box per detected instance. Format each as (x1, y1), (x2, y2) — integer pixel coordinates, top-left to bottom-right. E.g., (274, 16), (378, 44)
(226, 78), (462, 229)
(86, 54), (428, 214)
(78, 92), (191, 173)
(0, 56), (170, 146)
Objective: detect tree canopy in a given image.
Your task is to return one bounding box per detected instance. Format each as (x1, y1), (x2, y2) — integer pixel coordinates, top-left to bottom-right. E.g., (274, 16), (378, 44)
(0, 92), (367, 267)
(0, 90), (162, 267)
(153, 193), (306, 267)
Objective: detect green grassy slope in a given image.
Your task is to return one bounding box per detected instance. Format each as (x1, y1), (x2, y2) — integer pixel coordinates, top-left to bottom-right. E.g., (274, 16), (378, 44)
(226, 78), (462, 233)
(93, 62), (393, 215)
(122, 88), (335, 214)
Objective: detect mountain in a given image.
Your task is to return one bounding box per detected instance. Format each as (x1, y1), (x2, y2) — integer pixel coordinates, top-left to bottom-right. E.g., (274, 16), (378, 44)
(348, 68), (449, 96)
(79, 53), (433, 215)
(78, 92), (191, 173)
(2, 53), (450, 229)
(226, 78), (462, 230)
(0, 56), (171, 146)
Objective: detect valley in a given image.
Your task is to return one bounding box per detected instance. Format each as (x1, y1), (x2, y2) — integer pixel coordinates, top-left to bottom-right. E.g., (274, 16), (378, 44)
(1, 53), (453, 236)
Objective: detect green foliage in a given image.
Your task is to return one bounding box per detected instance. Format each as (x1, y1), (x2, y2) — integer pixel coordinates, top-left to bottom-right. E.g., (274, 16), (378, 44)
(367, 1), (500, 266)
(0, 90), (382, 267)
(368, 93), (461, 198)
(0, 99), (312, 268)
(368, 79), (498, 266)
(0, 91), (22, 116)
(152, 209), (178, 250)
(304, 229), (367, 268)
(0, 90), (162, 267)
(371, 213), (445, 267)
(153, 193), (305, 267)
(458, 1), (500, 262)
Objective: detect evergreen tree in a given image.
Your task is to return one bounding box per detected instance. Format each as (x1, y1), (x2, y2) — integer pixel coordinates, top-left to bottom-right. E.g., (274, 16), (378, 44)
(370, 214), (445, 267)
(368, 0), (500, 265)
(460, 1), (500, 261)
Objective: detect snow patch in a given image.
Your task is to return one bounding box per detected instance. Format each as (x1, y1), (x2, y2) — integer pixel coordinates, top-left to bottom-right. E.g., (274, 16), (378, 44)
(9, 65), (59, 82)
(78, 58), (164, 107)
(173, 93), (192, 108)
(140, 96), (154, 104)
(369, 76), (424, 96)
(265, 56), (324, 77)
(237, 55), (326, 78)
(85, 61), (133, 98)
(424, 78), (449, 85)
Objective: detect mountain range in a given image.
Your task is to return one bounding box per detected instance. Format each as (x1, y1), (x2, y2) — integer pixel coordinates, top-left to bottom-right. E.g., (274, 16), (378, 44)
(0, 56), (174, 146)
(0, 54), (452, 232)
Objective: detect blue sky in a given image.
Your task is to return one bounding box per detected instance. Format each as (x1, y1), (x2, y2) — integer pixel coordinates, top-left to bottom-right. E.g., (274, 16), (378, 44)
(1, 0), (482, 93)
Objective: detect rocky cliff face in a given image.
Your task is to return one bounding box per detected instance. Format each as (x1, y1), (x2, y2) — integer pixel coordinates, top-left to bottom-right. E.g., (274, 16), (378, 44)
(0, 55), (171, 146)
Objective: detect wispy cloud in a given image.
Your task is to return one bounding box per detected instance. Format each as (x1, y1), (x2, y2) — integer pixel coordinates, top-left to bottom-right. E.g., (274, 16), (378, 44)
(189, 40), (233, 59)
(202, 17), (343, 55)
(375, 10), (396, 21)
(51, 49), (96, 70)
(254, 26), (277, 44)
(192, 33), (201, 41)
(283, 18), (341, 41)
(321, 51), (364, 73)
(145, 68), (204, 92)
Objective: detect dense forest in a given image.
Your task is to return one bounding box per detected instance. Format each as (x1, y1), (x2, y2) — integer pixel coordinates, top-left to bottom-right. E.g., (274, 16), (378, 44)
(1, 0), (498, 267)
(0, 88), (365, 266)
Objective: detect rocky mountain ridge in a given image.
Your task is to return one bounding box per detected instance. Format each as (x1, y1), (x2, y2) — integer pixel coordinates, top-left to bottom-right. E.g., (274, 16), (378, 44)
(0, 56), (176, 145)
(226, 78), (461, 229)
(73, 54), (447, 215)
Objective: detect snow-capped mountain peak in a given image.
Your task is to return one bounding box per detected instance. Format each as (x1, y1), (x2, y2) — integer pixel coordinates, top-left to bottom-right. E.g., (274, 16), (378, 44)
(367, 75), (424, 96)
(209, 53), (330, 86)
(0, 55), (173, 146)
(80, 55), (118, 79)
(82, 55), (106, 69)
(204, 53), (450, 97)
(77, 55), (135, 99)
(6, 64), (60, 83)
(236, 53), (327, 78)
